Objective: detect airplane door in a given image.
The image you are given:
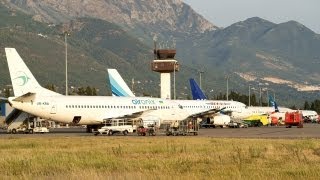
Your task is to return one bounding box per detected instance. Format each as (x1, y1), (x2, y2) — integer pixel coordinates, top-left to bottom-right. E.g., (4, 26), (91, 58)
(50, 102), (57, 114)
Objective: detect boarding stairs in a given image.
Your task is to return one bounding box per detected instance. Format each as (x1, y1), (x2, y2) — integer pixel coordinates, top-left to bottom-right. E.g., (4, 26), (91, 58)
(5, 109), (29, 130)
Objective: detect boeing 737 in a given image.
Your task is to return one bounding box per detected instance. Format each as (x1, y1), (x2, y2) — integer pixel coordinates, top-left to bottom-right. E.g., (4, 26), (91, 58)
(188, 79), (296, 120)
(107, 69), (247, 122)
(4, 48), (193, 132)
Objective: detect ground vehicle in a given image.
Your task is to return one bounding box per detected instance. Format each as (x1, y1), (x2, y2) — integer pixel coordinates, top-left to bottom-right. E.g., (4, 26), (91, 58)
(137, 126), (147, 136)
(239, 122), (249, 128)
(242, 120), (263, 127)
(199, 120), (215, 128)
(285, 111), (303, 128)
(137, 124), (156, 136)
(200, 114), (230, 128)
(228, 121), (241, 128)
(8, 117), (49, 134)
(165, 119), (198, 136)
(243, 114), (269, 127)
(93, 119), (134, 136)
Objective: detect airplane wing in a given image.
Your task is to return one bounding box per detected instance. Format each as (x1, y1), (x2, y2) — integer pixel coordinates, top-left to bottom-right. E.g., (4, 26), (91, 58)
(188, 107), (226, 118)
(103, 109), (156, 120)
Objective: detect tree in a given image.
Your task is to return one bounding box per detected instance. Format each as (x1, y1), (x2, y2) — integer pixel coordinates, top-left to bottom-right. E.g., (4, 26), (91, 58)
(290, 105), (297, 110)
(92, 88), (97, 96)
(86, 86), (93, 96)
(304, 101), (310, 110)
(4, 88), (11, 98)
(45, 84), (56, 92)
(250, 94), (257, 106)
(77, 87), (86, 95)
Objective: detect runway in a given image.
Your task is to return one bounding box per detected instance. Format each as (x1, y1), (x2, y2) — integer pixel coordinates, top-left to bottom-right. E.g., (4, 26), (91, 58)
(0, 123), (319, 138)
(199, 123), (320, 138)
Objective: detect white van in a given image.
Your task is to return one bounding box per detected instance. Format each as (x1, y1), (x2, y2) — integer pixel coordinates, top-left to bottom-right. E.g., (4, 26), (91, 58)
(94, 119), (134, 136)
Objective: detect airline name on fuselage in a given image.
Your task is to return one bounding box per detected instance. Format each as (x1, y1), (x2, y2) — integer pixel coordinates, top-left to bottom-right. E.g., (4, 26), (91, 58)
(205, 102), (231, 105)
(132, 99), (156, 105)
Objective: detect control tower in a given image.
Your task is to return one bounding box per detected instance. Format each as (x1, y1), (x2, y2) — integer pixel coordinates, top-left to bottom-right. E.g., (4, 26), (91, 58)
(151, 49), (179, 99)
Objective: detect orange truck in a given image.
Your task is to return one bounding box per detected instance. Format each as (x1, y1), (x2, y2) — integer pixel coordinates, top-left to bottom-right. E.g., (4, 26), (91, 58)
(285, 111), (303, 128)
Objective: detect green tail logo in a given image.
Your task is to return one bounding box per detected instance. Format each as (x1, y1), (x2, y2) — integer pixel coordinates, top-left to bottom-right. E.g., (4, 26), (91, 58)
(13, 71), (30, 86)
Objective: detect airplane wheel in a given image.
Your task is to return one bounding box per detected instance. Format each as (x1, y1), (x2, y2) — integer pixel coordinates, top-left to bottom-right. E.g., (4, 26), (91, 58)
(12, 129), (17, 134)
(123, 130), (128, 136)
(29, 129), (34, 134)
(108, 130), (113, 136)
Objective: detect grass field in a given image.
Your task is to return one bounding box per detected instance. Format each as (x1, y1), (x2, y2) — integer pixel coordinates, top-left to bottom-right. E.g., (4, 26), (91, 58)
(0, 136), (320, 179)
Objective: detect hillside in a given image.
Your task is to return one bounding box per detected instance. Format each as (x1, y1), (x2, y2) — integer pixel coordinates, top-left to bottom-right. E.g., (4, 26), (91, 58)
(3, 0), (216, 40)
(176, 17), (320, 104)
(0, 4), (160, 96)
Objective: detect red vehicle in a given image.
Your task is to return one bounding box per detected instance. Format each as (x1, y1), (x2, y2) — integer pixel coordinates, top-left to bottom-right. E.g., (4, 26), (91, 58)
(137, 125), (156, 136)
(137, 126), (147, 136)
(285, 111), (303, 128)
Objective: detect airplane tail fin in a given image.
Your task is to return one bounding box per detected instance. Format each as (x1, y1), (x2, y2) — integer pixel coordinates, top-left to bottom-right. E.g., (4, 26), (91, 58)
(269, 95), (279, 112)
(5, 48), (61, 97)
(107, 69), (135, 97)
(189, 78), (207, 100)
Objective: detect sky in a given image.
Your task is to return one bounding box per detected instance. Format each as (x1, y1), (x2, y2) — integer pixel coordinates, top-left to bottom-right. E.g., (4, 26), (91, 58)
(183, 0), (320, 34)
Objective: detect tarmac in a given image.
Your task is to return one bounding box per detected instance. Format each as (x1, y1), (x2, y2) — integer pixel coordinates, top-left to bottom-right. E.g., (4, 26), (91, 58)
(0, 123), (319, 138)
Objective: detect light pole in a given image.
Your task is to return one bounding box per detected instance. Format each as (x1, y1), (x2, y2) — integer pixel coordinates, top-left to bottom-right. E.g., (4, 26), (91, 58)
(226, 75), (230, 101)
(64, 31), (70, 96)
(259, 83), (262, 106)
(199, 70), (204, 90)
(131, 78), (135, 95)
(266, 88), (269, 107)
(248, 84), (251, 106)
(173, 61), (178, 100)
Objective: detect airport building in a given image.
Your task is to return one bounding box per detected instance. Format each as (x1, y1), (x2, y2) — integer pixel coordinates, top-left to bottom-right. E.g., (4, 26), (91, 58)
(151, 49), (179, 99)
(0, 102), (13, 118)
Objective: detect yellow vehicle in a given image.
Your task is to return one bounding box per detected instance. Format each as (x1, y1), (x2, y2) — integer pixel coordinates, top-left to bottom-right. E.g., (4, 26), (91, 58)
(243, 114), (269, 127)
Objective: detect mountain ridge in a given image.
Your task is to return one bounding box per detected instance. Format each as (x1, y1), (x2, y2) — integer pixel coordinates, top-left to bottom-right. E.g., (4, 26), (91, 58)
(3, 0), (217, 35)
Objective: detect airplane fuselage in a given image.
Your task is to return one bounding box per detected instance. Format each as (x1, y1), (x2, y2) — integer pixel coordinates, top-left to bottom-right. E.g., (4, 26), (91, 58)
(8, 96), (187, 125)
(176, 99), (246, 116)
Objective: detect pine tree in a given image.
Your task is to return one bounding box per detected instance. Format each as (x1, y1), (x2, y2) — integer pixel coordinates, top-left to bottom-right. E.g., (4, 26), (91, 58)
(304, 101), (310, 110)
(86, 86), (93, 96)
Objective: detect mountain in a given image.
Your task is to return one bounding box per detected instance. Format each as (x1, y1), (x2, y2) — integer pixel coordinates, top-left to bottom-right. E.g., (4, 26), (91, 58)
(0, 4), (160, 96)
(179, 17), (320, 95)
(1, 1), (320, 106)
(3, 0), (216, 39)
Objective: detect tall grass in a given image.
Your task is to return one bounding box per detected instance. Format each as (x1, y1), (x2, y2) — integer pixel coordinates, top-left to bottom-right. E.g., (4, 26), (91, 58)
(0, 136), (319, 179)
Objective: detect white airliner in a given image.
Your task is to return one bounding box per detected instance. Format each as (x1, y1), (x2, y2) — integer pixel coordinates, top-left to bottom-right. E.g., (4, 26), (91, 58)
(108, 69), (319, 123)
(107, 69), (247, 125)
(189, 77), (297, 120)
(301, 110), (319, 121)
(4, 48), (193, 131)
